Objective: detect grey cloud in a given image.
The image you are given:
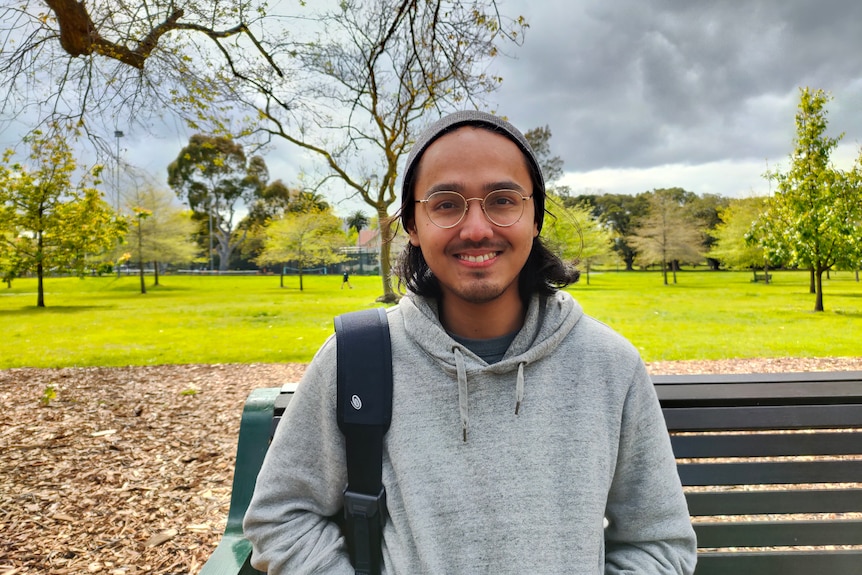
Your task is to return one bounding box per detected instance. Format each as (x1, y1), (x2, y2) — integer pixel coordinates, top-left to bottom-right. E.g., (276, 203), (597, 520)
(492, 0), (862, 172)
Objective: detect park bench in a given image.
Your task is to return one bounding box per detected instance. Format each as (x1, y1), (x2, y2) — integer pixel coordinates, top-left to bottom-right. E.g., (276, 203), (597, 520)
(752, 271), (773, 283)
(200, 370), (862, 575)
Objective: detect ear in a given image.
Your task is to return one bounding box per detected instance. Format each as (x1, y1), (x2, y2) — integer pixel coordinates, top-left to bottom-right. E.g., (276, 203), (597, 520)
(407, 219), (421, 246)
(533, 221), (539, 238)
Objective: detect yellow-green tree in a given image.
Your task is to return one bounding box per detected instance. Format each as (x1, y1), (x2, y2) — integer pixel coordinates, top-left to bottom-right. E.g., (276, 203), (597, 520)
(543, 196), (615, 285)
(0, 130), (123, 306)
(123, 185), (200, 290)
(709, 197), (773, 278)
(256, 209), (348, 291)
(754, 88), (862, 311)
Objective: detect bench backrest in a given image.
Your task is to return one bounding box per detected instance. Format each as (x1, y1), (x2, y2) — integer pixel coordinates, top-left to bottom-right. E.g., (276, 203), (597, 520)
(653, 370), (862, 575)
(203, 372), (862, 575)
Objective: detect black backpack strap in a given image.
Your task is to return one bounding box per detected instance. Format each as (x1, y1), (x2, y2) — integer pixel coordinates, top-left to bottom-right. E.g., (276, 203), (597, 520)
(335, 307), (392, 575)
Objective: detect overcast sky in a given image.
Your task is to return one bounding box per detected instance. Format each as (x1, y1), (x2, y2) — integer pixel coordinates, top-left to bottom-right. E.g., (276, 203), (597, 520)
(488, 0), (862, 199)
(3, 0), (862, 214)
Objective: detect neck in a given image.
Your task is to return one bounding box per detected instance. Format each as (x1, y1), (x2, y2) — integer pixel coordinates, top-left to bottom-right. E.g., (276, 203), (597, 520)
(439, 290), (527, 339)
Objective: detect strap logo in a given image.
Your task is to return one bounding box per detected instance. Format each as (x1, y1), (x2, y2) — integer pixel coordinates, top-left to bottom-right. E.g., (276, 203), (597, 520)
(351, 394), (363, 410)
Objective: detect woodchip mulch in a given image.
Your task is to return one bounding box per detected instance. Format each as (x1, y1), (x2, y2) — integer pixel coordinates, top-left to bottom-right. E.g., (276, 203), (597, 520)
(2, 357), (861, 574)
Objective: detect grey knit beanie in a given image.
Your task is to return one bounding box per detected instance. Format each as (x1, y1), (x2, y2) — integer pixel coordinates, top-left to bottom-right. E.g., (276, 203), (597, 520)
(401, 110), (546, 231)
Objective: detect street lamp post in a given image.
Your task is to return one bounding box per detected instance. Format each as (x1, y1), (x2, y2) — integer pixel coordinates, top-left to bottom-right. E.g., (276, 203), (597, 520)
(114, 130), (124, 277)
(114, 130), (124, 214)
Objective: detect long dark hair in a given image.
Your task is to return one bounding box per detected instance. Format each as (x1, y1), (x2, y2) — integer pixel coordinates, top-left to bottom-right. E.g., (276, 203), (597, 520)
(394, 122), (579, 303)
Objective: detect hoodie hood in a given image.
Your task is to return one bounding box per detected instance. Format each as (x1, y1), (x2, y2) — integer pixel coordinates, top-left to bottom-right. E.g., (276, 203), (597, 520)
(397, 291), (584, 440)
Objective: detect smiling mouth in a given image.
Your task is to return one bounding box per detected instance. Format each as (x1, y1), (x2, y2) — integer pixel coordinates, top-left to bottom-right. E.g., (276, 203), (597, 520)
(457, 252), (499, 263)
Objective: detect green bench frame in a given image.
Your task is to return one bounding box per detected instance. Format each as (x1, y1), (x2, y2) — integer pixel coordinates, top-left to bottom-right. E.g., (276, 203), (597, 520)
(201, 371), (862, 574)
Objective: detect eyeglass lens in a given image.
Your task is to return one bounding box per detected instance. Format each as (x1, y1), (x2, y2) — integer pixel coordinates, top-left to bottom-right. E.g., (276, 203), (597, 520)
(424, 190), (526, 228)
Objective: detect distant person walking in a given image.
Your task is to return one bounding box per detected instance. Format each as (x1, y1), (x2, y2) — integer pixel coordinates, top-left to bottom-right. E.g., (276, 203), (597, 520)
(341, 271), (353, 289)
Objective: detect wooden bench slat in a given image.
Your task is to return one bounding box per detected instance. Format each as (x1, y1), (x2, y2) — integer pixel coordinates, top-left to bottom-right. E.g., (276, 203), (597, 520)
(694, 518), (862, 547)
(658, 381), (862, 406)
(671, 431), (862, 457)
(662, 404), (862, 431)
(686, 488), (862, 516)
(652, 371), (862, 386)
(678, 459), (862, 486)
(693, 549), (862, 575)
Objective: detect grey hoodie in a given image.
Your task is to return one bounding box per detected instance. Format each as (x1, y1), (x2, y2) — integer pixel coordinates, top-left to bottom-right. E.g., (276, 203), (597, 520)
(243, 291), (697, 574)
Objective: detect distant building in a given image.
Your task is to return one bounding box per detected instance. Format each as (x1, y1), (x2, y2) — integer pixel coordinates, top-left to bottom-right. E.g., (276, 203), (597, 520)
(341, 228), (381, 274)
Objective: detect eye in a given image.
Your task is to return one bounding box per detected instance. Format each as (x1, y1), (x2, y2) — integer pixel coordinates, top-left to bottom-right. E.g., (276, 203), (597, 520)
(487, 190), (520, 207)
(428, 193), (464, 212)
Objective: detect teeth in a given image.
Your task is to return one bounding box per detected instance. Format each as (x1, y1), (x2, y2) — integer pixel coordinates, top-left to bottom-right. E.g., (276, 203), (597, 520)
(459, 253), (497, 263)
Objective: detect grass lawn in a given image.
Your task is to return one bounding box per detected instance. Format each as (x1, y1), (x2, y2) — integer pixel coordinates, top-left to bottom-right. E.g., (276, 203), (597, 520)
(572, 269), (861, 361)
(0, 269), (859, 368)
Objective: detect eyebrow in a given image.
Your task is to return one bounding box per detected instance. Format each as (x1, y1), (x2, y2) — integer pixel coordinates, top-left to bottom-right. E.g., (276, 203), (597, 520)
(422, 180), (529, 198)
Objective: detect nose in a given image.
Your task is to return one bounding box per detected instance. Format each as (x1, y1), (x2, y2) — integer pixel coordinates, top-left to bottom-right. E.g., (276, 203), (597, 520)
(459, 198), (494, 242)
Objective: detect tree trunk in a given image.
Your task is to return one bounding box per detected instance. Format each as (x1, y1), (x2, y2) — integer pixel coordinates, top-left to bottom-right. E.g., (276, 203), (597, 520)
(661, 260), (668, 285)
(280, 268), (284, 288)
(814, 266), (824, 312)
(37, 261), (45, 307)
(36, 231), (46, 307)
(809, 267), (816, 294)
(299, 265), (304, 291)
(153, 262), (160, 286)
(376, 210), (399, 303)
(139, 261), (146, 294)
(138, 226), (146, 294)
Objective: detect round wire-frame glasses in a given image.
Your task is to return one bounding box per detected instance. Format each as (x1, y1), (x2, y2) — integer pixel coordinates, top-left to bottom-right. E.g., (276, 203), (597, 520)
(415, 189), (533, 229)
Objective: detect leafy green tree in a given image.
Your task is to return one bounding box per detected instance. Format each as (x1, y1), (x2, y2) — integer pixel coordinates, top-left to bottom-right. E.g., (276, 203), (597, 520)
(628, 190), (704, 285)
(710, 197), (776, 277)
(287, 191), (330, 215)
(0, 207), (27, 286)
(686, 193), (731, 270)
(167, 134), (267, 271)
(129, 207), (152, 294)
(256, 208), (348, 291)
(244, 180), (294, 226)
(838, 159), (862, 278)
(346, 210), (370, 234)
(543, 196), (615, 285)
(0, 130), (123, 306)
(754, 88), (862, 311)
(576, 193), (650, 270)
(123, 186), (199, 289)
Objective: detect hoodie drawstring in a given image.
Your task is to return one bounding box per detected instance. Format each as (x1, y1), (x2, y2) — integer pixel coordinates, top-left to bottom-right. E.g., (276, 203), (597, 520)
(515, 362), (525, 415)
(454, 347), (469, 442)
(454, 349), (527, 440)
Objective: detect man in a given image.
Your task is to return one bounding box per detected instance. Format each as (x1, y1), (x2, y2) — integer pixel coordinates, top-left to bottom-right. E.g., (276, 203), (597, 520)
(244, 111), (697, 574)
(341, 270), (352, 289)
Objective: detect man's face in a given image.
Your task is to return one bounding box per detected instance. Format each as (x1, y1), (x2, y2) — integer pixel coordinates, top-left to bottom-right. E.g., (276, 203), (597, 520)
(407, 126), (538, 308)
